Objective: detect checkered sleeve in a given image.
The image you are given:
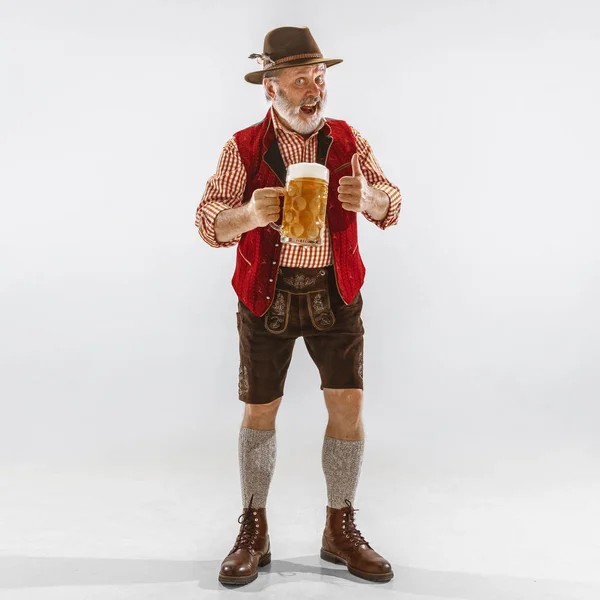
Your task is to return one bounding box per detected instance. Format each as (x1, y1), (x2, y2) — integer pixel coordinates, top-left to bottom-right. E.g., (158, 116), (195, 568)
(350, 126), (402, 230)
(195, 137), (247, 248)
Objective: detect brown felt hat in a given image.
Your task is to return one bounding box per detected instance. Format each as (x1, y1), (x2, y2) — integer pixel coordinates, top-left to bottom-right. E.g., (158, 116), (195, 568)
(245, 26), (343, 84)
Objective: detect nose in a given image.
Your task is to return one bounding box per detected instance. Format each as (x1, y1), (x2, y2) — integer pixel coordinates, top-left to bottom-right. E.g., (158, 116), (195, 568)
(306, 79), (321, 97)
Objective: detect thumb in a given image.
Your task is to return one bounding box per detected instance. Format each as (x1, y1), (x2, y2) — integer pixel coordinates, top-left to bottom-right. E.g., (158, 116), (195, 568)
(351, 153), (363, 177)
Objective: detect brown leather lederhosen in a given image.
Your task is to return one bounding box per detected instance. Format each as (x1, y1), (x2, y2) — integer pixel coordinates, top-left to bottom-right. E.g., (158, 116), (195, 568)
(236, 265), (364, 405)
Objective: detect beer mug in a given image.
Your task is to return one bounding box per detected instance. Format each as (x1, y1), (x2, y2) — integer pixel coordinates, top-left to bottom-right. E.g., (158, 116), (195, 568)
(270, 162), (329, 246)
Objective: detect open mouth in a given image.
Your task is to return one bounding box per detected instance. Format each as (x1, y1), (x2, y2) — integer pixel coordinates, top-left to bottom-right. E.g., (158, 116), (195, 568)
(300, 103), (318, 115)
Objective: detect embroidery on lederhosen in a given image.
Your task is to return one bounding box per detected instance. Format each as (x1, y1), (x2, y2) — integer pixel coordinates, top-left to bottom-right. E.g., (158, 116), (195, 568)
(306, 289), (336, 331)
(236, 311), (250, 399)
(264, 289), (291, 334)
(283, 273), (317, 290)
(356, 348), (364, 381)
(239, 363), (249, 398)
(282, 269), (326, 290)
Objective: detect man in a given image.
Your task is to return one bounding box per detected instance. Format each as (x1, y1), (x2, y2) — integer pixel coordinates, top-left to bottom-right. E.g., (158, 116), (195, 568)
(195, 26), (402, 586)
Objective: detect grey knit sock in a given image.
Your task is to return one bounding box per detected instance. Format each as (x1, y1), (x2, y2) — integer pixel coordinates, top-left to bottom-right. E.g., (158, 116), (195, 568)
(238, 427), (276, 509)
(322, 435), (365, 509)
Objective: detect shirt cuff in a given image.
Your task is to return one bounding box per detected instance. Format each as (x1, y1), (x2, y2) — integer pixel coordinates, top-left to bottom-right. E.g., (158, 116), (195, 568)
(196, 201), (242, 248)
(361, 183), (402, 230)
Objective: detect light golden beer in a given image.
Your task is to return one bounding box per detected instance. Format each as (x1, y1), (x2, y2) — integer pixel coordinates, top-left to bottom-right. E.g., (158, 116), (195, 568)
(280, 163), (329, 245)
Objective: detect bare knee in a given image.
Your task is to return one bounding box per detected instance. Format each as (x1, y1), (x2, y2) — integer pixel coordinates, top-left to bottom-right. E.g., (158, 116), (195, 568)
(323, 388), (364, 440)
(242, 396), (282, 430)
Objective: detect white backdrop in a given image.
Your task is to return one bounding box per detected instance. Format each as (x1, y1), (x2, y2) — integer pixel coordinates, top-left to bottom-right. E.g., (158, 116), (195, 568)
(1, 0), (599, 597)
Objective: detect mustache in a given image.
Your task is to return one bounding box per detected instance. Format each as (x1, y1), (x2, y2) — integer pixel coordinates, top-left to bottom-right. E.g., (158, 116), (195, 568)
(300, 96), (321, 106)
(300, 97), (321, 106)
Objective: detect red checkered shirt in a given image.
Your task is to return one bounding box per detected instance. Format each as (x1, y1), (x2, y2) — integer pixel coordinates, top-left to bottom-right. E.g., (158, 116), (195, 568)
(195, 106), (402, 267)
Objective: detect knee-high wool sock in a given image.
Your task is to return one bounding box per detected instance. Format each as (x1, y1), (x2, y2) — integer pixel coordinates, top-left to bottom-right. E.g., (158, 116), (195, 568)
(321, 435), (364, 509)
(238, 427), (276, 509)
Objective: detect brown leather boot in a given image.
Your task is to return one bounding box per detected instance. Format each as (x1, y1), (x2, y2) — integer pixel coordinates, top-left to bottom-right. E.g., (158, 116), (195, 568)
(320, 499), (393, 582)
(218, 495), (271, 585)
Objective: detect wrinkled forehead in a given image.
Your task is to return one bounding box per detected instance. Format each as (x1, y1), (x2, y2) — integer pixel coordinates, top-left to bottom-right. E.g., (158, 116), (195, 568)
(282, 63), (327, 78)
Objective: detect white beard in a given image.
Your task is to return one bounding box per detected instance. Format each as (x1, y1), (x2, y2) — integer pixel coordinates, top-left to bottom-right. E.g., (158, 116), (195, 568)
(272, 86), (328, 135)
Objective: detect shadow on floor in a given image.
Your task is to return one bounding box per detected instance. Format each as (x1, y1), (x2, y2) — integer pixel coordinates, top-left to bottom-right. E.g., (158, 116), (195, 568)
(0, 554), (598, 599)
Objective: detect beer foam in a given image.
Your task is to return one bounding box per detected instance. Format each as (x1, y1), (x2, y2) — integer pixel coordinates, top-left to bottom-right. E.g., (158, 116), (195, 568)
(287, 162), (329, 182)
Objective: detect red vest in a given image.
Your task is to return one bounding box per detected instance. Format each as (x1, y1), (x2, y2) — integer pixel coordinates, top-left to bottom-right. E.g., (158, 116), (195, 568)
(232, 109), (366, 317)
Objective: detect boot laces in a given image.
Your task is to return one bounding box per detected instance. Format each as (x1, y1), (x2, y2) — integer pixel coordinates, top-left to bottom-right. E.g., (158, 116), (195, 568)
(343, 499), (369, 547)
(233, 494), (259, 551)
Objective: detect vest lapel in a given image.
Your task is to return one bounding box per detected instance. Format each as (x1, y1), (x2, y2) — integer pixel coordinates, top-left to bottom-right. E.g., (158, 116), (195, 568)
(317, 122), (333, 166)
(263, 135), (287, 186)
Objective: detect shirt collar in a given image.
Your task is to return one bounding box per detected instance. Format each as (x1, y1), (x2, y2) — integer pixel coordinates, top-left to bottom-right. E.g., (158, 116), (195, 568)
(270, 105), (327, 139)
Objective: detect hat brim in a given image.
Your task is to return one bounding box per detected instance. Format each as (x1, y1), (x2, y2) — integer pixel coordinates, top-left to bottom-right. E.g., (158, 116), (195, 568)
(244, 57), (343, 84)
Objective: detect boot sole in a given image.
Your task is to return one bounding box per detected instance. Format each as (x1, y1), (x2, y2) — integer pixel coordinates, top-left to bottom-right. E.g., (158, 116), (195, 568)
(320, 548), (394, 582)
(218, 552), (272, 586)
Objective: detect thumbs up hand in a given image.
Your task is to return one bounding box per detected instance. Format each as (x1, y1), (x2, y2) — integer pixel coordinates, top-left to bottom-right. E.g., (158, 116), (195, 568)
(338, 153), (370, 213)
(351, 153), (364, 178)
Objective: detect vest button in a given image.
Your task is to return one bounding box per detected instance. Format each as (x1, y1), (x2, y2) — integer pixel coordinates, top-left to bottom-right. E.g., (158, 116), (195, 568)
(269, 278), (273, 282)
(272, 261), (277, 265)
(275, 243), (279, 247)
(266, 296), (271, 300)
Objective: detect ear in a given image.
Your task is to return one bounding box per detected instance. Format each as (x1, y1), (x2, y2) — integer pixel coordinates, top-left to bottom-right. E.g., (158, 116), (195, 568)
(264, 79), (277, 101)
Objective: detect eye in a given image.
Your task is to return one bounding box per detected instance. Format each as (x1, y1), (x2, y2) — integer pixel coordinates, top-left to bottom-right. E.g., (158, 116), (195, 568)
(316, 76), (324, 83)
(296, 78), (305, 85)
